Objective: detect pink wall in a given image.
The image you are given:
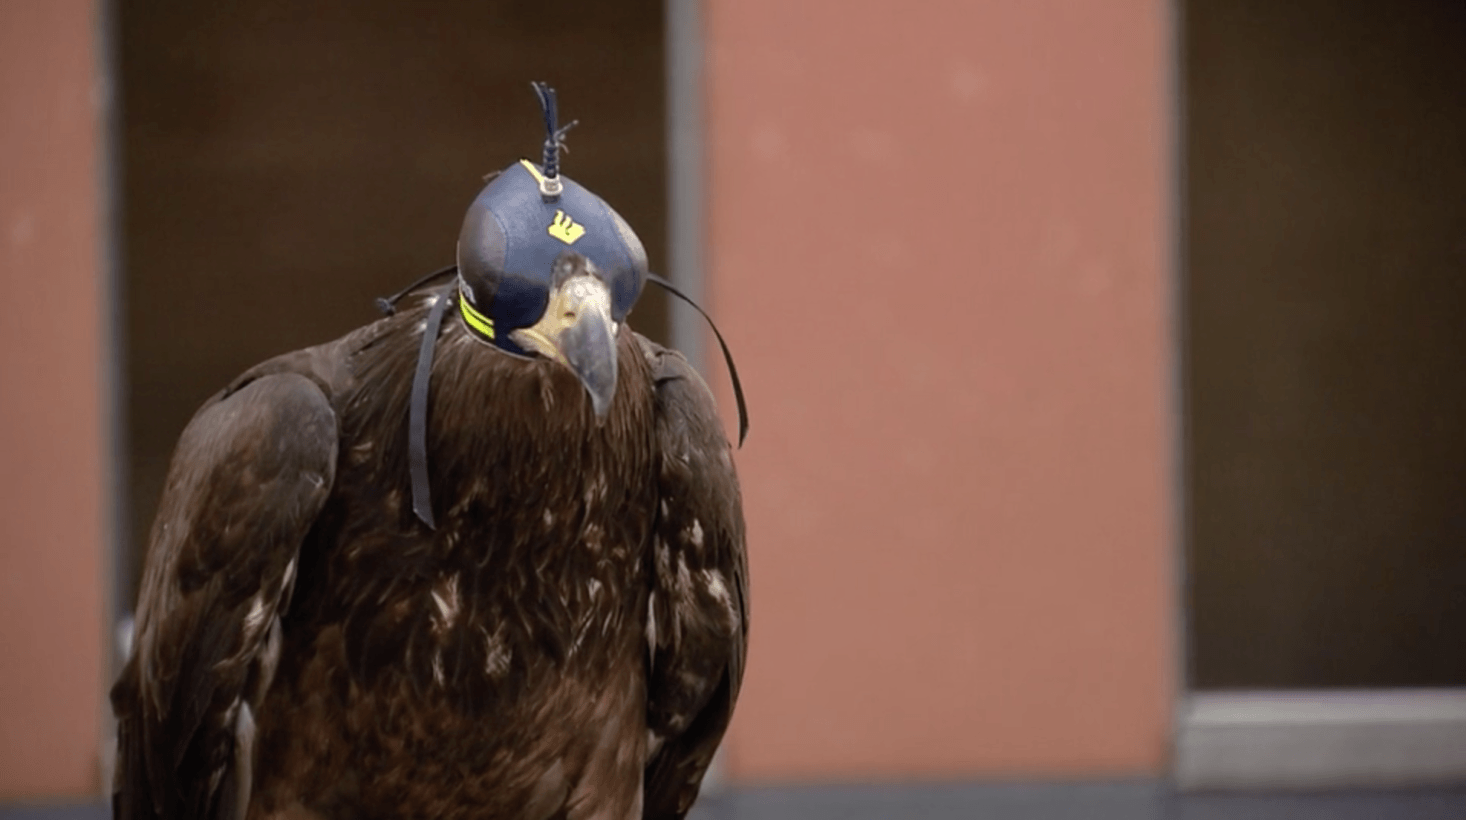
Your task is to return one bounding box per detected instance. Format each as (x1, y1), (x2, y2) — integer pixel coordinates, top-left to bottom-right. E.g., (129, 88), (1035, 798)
(0, 0), (107, 798)
(706, 0), (1173, 780)
(0, 0), (1171, 795)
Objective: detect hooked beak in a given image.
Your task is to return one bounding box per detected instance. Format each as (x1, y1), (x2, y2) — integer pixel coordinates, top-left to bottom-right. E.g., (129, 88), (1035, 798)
(511, 274), (618, 418)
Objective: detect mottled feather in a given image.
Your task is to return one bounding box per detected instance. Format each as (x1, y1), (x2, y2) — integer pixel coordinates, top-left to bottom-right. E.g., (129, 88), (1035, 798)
(113, 373), (338, 820)
(640, 345), (748, 820)
(112, 288), (746, 820)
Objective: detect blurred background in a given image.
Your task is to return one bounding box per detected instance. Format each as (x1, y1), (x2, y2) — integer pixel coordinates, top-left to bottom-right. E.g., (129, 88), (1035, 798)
(3, 0), (1465, 817)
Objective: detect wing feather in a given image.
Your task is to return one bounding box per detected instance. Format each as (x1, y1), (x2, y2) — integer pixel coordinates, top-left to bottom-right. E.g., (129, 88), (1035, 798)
(638, 341), (748, 820)
(112, 372), (338, 820)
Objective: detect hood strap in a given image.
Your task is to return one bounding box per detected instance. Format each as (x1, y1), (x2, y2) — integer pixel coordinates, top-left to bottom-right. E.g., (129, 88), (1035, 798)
(647, 273), (749, 447)
(409, 288), (452, 529)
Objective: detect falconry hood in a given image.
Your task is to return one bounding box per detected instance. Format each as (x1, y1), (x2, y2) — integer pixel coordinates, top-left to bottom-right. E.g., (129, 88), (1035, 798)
(386, 82), (747, 530)
(455, 83), (648, 418)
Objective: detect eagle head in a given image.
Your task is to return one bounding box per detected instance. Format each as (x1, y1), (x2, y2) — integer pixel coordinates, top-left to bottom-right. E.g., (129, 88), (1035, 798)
(454, 157), (648, 418)
(387, 83), (737, 531)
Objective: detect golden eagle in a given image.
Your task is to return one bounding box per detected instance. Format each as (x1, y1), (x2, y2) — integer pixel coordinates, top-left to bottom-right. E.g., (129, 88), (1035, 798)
(111, 85), (748, 820)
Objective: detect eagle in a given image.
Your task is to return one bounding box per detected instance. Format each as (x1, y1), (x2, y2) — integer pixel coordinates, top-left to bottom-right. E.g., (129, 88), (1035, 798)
(111, 85), (748, 820)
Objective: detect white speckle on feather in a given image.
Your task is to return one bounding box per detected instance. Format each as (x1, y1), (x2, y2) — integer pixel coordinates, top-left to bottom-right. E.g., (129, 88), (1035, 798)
(543, 510), (555, 528)
(432, 651), (445, 686)
(206, 760), (226, 797)
(659, 500), (670, 517)
(701, 570), (731, 607)
(685, 519), (704, 548)
(583, 473), (608, 506)
(676, 554), (692, 593)
(571, 617), (592, 655)
(702, 569), (737, 628)
(645, 593), (658, 651)
(584, 523), (603, 552)
(587, 578), (603, 601)
(431, 575), (460, 632)
(416, 296), (440, 335)
(242, 595), (269, 636)
(471, 477), (489, 496)
(655, 539), (671, 578)
(484, 628), (511, 678)
(280, 558), (297, 595)
(647, 730), (665, 758)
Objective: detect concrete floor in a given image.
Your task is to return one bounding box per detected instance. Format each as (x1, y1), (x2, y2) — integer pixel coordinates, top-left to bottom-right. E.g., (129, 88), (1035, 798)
(8, 782), (1466, 820)
(690, 781), (1466, 820)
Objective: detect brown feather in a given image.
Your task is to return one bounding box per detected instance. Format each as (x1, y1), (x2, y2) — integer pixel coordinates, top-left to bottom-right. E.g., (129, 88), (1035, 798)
(640, 345), (748, 820)
(112, 286), (746, 820)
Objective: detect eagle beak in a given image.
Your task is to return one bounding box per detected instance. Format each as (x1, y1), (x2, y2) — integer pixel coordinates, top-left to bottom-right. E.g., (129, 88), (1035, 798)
(512, 274), (618, 419)
(558, 280), (617, 418)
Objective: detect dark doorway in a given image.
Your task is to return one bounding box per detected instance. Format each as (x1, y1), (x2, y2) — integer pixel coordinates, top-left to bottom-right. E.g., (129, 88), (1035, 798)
(1186, 1), (1466, 688)
(117, 1), (670, 603)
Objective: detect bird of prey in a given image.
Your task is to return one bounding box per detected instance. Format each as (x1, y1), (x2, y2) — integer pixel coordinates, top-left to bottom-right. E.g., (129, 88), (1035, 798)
(111, 84), (748, 820)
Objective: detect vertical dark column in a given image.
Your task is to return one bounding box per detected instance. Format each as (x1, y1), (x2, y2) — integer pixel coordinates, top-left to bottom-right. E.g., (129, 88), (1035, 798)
(1187, 0), (1466, 688)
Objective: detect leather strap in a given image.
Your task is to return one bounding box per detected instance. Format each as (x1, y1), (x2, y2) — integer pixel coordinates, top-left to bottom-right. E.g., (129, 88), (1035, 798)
(409, 289), (452, 529)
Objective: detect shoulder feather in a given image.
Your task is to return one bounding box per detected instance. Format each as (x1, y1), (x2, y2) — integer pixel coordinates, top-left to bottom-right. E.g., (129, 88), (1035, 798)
(637, 336), (748, 820)
(113, 372), (338, 820)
